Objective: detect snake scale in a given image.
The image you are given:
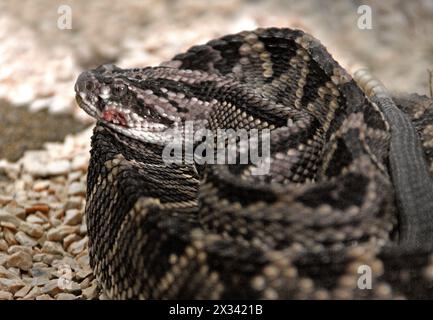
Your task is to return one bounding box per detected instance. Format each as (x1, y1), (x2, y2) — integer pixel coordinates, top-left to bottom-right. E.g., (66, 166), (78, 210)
(75, 28), (433, 299)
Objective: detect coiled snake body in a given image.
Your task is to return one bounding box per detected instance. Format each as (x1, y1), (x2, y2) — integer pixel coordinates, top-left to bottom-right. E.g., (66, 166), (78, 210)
(75, 28), (433, 299)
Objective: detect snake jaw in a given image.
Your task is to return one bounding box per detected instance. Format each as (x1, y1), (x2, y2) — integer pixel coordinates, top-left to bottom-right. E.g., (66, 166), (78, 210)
(102, 108), (128, 127)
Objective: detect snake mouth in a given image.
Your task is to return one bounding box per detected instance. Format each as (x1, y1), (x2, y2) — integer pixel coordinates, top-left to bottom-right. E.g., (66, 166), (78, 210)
(76, 93), (169, 135)
(102, 109), (128, 126)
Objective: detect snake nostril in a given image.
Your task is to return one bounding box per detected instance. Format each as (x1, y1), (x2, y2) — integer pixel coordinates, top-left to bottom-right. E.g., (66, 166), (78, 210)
(85, 81), (95, 91)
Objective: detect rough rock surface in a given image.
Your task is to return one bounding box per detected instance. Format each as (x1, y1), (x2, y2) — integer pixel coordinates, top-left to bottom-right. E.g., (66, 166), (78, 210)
(0, 129), (101, 300)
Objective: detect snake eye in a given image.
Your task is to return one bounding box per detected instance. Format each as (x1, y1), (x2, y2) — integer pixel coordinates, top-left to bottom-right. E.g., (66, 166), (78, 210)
(112, 82), (128, 97)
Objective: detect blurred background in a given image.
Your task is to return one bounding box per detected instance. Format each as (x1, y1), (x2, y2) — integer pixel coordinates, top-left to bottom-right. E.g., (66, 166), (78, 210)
(0, 0), (432, 300)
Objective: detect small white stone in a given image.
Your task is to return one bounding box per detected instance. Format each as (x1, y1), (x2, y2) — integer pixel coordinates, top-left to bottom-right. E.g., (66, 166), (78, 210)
(21, 151), (71, 177)
(14, 285), (32, 298)
(55, 293), (78, 300)
(33, 180), (50, 191)
(0, 278), (25, 294)
(36, 294), (54, 300)
(68, 237), (88, 256)
(14, 231), (38, 247)
(67, 182), (86, 196)
(0, 291), (13, 300)
(26, 215), (46, 224)
(0, 210), (22, 228)
(21, 286), (42, 300)
(40, 279), (62, 296)
(63, 209), (82, 226)
(47, 225), (80, 241)
(42, 241), (67, 256)
(82, 282), (98, 299)
(19, 222), (44, 238)
(0, 239), (8, 251)
(64, 197), (82, 210)
(7, 251), (33, 271)
(0, 265), (20, 279)
(63, 234), (81, 249)
(71, 155), (89, 171)
(7, 245), (32, 255)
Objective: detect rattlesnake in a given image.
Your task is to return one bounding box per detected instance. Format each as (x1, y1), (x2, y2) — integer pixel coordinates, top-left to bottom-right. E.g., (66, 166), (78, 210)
(75, 28), (433, 299)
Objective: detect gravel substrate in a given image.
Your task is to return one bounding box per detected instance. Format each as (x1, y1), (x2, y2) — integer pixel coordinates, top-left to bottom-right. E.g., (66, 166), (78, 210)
(0, 128), (104, 300)
(0, 100), (89, 162)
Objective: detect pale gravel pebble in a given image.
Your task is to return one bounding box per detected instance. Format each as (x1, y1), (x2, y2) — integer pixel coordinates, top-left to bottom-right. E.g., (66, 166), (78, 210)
(0, 196), (14, 206)
(49, 217), (62, 228)
(63, 234), (81, 249)
(79, 223), (87, 236)
(67, 237), (88, 256)
(33, 180), (50, 192)
(22, 153), (71, 177)
(0, 210), (22, 227)
(30, 266), (52, 279)
(3, 228), (18, 245)
(14, 285), (32, 298)
(71, 155), (89, 171)
(64, 281), (82, 294)
(35, 294), (54, 300)
(47, 225), (80, 241)
(42, 241), (67, 256)
(7, 245), (33, 255)
(7, 251), (33, 271)
(54, 256), (80, 271)
(0, 290), (13, 300)
(67, 182), (86, 196)
(4, 206), (26, 220)
(26, 215), (46, 224)
(68, 171), (82, 182)
(76, 269), (92, 280)
(0, 161), (20, 181)
(32, 278), (50, 287)
(64, 197), (83, 211)
(0, 265), (20, 279)
(55, 293), (78, 300)
(14, 231), (38, 247)
(33, 253), (51, 263)
(0, 239), (8, 251)
(40, 279), (63, 295)
(63, 209), (82, 226)
(1, 221), (17, 230)
(19, 222), (44, 238)
(0, 278), (25, 294)
(8, 267), (21, 277)
(21, 286), (42, 300)
(82, 281), (99, 299)
(36, 254), (61, 265)
(76, 253), (90, 268)
(0, 253), (8, 266)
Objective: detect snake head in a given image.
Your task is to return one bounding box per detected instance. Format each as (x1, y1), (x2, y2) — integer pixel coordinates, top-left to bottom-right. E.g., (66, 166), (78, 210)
(75, 64), (182, 144)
